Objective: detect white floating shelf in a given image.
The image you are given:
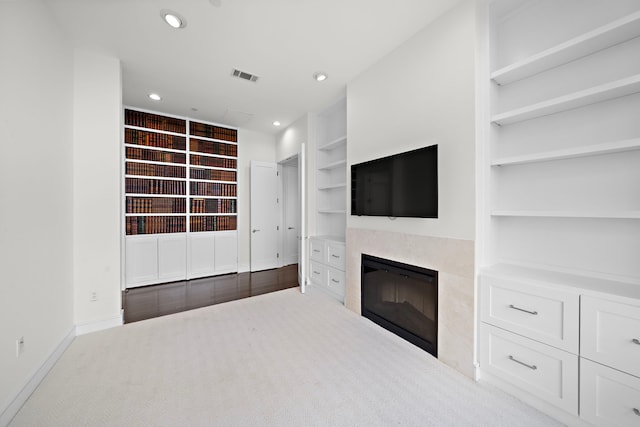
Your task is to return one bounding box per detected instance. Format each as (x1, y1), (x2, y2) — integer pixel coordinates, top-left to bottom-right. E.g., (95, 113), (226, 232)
(318, 159), (347, 171)
(318, 209), (347, 214)
(492, 138), (640, 166)
(491, 210), (640, 219)
(492, 74), (640, 125)
(125, 213), (186, 217)
(125, 175), (187, 181)
(318, 183), (346, 190)
(318, 135), (347, 151)
(491, 11), (640, 85)
(125, 193), (187, 198)
(124, 143), (185, 155)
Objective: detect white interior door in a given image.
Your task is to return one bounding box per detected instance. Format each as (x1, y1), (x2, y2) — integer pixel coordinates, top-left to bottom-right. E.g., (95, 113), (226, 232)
(283, 162), (299, 266)
(298, 143), (306, 292)
(250, 161), (279, 272)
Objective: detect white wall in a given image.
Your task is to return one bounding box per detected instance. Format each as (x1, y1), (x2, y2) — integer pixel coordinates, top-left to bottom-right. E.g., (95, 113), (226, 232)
(237, 129), (277, 271)
(0, 0), (75, 420)
(347, 0), (477, 241)
(275, 114), (309, 163)
(73, 50), (123, 329)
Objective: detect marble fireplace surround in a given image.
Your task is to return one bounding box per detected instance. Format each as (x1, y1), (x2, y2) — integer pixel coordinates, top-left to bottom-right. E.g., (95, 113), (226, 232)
(345, 228), (475, 378)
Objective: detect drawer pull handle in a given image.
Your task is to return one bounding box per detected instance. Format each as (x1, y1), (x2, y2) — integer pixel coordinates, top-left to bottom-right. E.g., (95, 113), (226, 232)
(313, 271), (320, 275)
(331, 254), (340, 258)
(331, 279), (340, 284)
(634, 408), (640, 416)
(509, 304), (538, 316)
(313, 249), (320, 253)
(632, 338), (640, 345)
(508, 355), (537, 370)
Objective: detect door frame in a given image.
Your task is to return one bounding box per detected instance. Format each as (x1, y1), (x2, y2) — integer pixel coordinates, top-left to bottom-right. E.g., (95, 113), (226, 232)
(277, 143), (306, 291)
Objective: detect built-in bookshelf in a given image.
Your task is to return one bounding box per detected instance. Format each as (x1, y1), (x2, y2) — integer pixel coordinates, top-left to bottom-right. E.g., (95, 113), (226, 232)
(478, 2), (640, 425)
(123, 108), (238, 235)
(123, 108), (239, 288)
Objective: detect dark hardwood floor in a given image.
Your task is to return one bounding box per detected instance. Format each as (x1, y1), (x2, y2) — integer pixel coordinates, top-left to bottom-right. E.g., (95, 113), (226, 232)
(123, 264), (299, 323)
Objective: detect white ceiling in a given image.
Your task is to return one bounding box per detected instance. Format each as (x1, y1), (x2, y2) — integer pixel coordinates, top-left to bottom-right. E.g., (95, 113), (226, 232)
(44, 0), (461, 135)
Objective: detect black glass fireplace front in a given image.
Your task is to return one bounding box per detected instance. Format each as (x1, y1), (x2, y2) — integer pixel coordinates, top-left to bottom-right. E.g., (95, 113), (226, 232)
(361, 254), (438, 357)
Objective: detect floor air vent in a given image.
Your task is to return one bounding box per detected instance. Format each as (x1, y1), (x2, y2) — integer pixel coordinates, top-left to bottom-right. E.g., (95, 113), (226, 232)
(232, 68), (259, 82)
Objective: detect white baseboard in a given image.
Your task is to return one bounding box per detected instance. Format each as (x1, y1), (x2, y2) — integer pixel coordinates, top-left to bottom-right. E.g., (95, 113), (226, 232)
(0, 327), (75, 427)
(237, 263), (250, 273)
(75, 312), (123, 336)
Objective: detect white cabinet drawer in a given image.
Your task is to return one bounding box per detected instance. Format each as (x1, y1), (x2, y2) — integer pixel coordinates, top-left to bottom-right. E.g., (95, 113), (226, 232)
(327, 266), (345, 300)
(580, 358), (640, 427)
(309, 238), (325, 262)
(480, 324), (578, 415)
(581, 296), (640, 377)
(326, 242), (345, 270)
(480, 275), (579, 353)
(309, 261), (326, 286)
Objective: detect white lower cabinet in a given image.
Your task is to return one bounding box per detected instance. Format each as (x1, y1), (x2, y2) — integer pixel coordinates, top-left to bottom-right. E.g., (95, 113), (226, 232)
(480, 324), (578, 414)
(126, 234), (187, 287)
(580, 358), (640, 427)
(125, 231), (237, 288)
(309, 236), (345, 302)
(158, 234), (187, 282)
(188, 233), (216, 278)
(479, 273), (640, 425)
(213, 231), (238, 275)
(125, 235), (159, 286)
(580, 296), (640, 378)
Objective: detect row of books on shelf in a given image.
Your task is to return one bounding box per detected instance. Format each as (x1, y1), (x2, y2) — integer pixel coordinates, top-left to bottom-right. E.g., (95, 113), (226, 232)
(190, 139), (238, 157)
(189, 122), (237, 142)
(190, 155), (236, 169)
(126, 162), (186, 178)
(190, 198), (237, 214)
(126, 216), (186, 235)
(124, 109), (187, 134)
(126, 197), (186, 214)
(125, 128), (187, 150)
(126, 178), (187, 195)
(125, 109), (187, 134)
(190, 215), (237, 232)
(190, 168), (236, 181)
(190, 182), (237, 197)
(126, 147), (187, 164)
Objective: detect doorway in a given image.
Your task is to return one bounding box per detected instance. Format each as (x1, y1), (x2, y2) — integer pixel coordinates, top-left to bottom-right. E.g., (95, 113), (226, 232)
(280, 157), (299, 267)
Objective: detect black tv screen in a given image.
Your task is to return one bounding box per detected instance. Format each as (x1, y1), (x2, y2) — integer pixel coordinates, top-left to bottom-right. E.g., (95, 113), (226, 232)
(351, 144), (438, 218)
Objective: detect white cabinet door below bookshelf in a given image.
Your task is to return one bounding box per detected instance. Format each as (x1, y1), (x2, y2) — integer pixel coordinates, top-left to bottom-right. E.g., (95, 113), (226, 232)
(188, 233), (216, 279)
(214, 231), (238, 274)
(125, 236), (159, 287)
(158, 234), (187, 282)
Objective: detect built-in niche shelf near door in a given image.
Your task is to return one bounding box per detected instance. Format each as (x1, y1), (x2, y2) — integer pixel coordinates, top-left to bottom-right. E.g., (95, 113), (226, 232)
(310, 98), (347, 301)
(478, 1), (640, 426)
(123, 108), (238, 288)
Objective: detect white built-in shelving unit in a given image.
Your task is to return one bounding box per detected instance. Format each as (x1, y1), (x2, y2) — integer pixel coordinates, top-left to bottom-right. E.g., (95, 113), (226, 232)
(123, 108), (238, 288)
(310, 98), (347, 302)
(479, 1), (640, 425)
(315, 99), (347, 237)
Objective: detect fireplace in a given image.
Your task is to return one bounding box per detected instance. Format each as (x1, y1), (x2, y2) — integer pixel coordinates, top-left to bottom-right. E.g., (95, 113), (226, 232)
(361, 254), (438, 357)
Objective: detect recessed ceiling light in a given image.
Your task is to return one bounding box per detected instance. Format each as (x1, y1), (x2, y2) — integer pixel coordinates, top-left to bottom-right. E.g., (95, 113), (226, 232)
(160, 10), (187, 29)
(313, 72), (328, 82)
(273, 121), (281, 126)
(149, 93), (161, 101)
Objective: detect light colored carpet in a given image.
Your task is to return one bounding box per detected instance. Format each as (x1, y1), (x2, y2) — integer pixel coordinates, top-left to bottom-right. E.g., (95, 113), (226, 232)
(10, 287), (561, 426)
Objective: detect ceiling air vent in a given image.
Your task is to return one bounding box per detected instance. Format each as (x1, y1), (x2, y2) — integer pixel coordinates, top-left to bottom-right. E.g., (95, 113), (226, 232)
(231, 68), (259, 82)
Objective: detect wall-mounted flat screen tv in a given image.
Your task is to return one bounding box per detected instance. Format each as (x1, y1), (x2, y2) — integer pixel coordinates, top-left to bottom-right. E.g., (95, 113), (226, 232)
(351, 144), (438, 218)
